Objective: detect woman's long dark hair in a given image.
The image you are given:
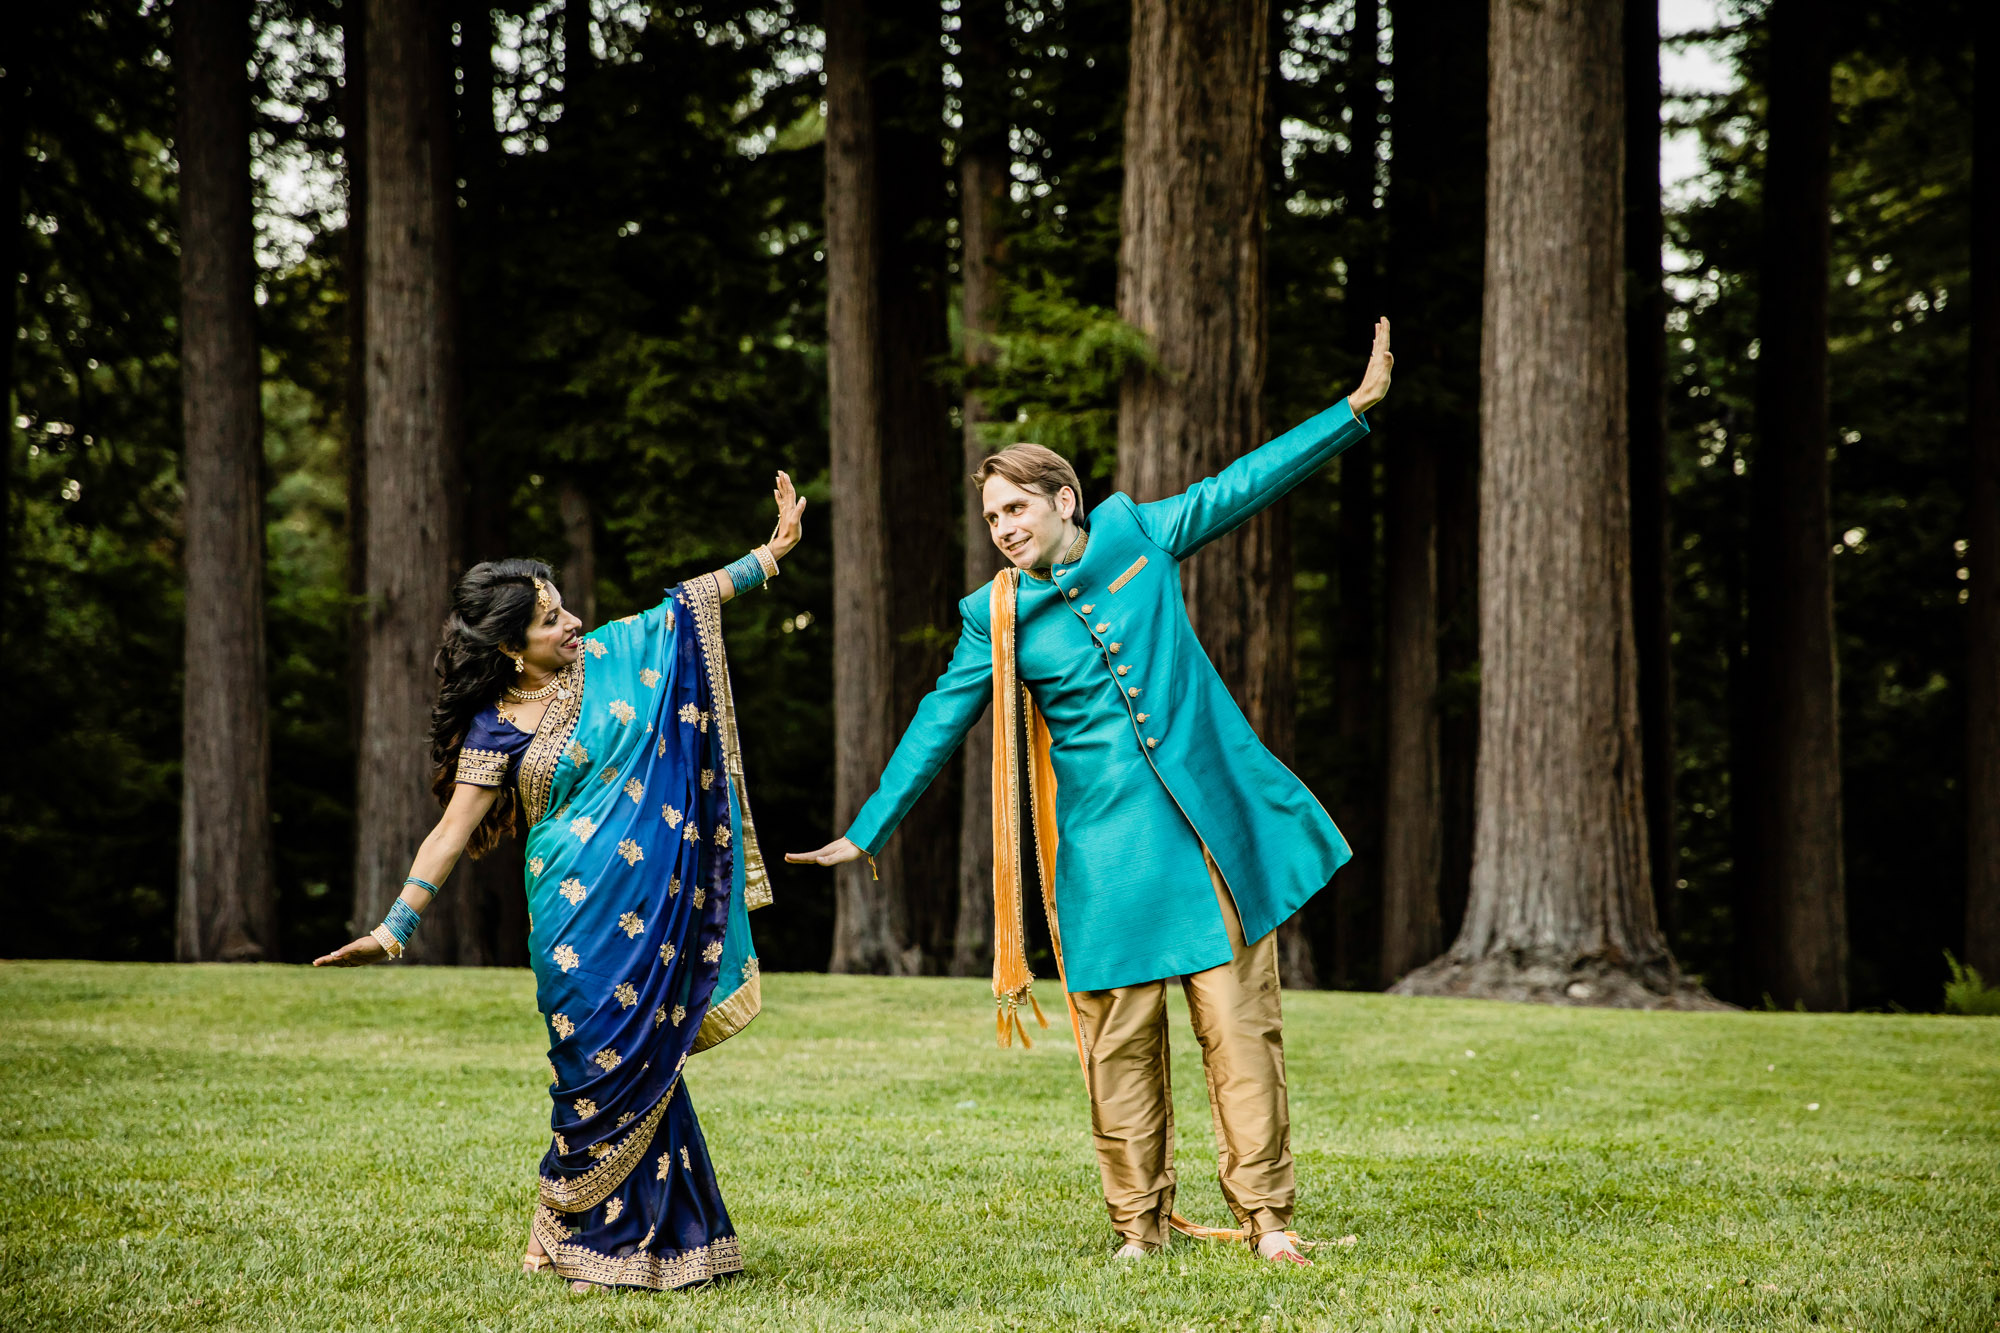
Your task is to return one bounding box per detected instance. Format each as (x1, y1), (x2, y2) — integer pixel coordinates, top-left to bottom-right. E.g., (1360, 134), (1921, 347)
(429, 557), (556, 857)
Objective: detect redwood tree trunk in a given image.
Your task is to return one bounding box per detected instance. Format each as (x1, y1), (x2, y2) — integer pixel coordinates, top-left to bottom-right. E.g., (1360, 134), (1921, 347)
(1330, 0), (1383, 990)
(1966, 7), (2000, 981)
(1625, 0), (1677, 939)
(1739, 0), (1846, 1010)
(175, 0), (276, 962)
(559, 478), (597, 630)
(952, 0), (1010, 978)
(878, 9), (961, 973)
(1118, 0), (1290, 971)
(825, 0), (913, 974)
(343, 0), (369, 761)
(1395, 0), (1709, 1009)
(1378, 0), (1485, 984)
(353, 0), (464, 961)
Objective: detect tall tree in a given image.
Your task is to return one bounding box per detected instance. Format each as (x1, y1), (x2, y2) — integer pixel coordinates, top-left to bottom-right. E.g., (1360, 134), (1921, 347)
(352, 0), (464, 960)
(1117, 0), (1286, 969)
(1967, 3), (2000, 981)
(1738, 0), (1846, 1009)
(175, 0), (276, 962)
(1378, 0), (1486, 983)
(952, 0), (1010, 978)
(1329, 0), (1383, 989)
(1624, 0), (1676, 938)
(1397, 0), (1706, 1007)
(877, 8), (961, 972)
(825, 0), (912, 974)
(1, 53), (18, 636)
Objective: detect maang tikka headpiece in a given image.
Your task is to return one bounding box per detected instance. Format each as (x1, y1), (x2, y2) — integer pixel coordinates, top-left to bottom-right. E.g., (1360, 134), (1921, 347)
(533, 577), (556, 617)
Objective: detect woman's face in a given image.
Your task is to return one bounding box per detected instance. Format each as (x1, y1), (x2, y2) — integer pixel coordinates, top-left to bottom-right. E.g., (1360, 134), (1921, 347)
(518, 584), (584, 676)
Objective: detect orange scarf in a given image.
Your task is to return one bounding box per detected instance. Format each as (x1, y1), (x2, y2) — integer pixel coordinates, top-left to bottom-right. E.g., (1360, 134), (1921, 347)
(987, 570), (1082, 1060)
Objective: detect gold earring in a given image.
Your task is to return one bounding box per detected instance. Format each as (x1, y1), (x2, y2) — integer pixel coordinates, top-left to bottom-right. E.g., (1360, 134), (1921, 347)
(512, 654), (525, 674)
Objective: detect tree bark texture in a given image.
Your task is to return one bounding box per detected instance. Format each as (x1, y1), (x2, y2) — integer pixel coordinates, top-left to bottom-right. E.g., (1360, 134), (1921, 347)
(1395, 0), (1710, 1010)
(353, 0), (465, 960)
(876, 9), (961, 972)
(951, 0), (1010, 978)
(1329, 0), (1383, 990)
(1379, 430), (1440, 982)
(1739, 0), (1846, 1010)
(825, 0), (913, 974)
(1966, 6), (2000, 981)
(343, 0), (370, 760)
(1624, 0), (1678, 939)
(175, 0), (276, 962)
(559, 478), (597, 630)
(1377, 0), (1485, 984)
(1118, 0), (1304, 983)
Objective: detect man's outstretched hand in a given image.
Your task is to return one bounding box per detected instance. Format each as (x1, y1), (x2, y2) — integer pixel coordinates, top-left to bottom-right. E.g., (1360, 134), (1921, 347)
(786, 837), (865, 867)
(1347, 316), (1393, 414)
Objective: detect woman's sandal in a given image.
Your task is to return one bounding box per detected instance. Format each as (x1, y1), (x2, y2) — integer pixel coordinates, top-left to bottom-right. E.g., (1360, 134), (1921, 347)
(522, 1251), (555, 1276)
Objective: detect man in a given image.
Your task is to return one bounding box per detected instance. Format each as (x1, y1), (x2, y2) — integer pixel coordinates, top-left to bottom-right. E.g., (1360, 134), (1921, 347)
(791, 319), (1394, 1264)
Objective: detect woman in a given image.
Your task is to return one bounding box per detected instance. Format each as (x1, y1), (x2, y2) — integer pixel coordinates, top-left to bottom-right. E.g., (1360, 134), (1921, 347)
(315, 473), (806, 1294)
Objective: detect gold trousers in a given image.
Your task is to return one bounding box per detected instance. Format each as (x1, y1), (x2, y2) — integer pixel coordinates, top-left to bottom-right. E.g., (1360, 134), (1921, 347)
(1069, 850), (1293, 1250)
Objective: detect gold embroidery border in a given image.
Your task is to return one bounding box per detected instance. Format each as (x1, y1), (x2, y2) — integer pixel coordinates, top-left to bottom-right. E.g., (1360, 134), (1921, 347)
(456, 746), (511, 787)
(533, 1206), (743, 1290)
(539, 1083), (671, 1213)
(521, 659), (586, 826)
(681, 578), (771, 910)
(693, 967), (761, 1053)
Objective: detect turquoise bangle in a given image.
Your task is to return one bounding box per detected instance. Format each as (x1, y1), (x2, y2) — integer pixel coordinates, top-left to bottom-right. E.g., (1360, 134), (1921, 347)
(404, 876), (441, 897)
(383, 898), (423, 947)
(723, 551), (768, 595)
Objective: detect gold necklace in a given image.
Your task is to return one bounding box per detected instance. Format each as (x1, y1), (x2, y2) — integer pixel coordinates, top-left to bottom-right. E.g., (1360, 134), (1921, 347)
(507, 675), (561, 703)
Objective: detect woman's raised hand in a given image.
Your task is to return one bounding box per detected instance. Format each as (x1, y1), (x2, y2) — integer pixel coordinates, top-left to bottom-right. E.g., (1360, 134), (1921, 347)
(313, 933), (389, 967)
(1347, 317), (1393, 413)
(769, 470), (807, 559)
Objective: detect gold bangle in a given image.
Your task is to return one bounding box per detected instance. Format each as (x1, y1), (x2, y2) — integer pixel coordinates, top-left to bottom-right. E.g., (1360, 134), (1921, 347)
(370, 924), (404, 960)
(754, 545), (780, 581)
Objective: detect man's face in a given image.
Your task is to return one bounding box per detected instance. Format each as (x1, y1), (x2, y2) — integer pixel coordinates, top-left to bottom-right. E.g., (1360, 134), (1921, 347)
(982, 476), (1075, 570)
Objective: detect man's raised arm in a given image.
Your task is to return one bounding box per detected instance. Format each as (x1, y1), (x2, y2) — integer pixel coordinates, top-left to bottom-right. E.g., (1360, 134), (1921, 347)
(1137, 317), (1394, 560)
(787, 598), (995, 866)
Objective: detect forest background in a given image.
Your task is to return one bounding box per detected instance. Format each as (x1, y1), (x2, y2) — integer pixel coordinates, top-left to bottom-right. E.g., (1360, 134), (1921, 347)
(8, 0), (1993, 1014)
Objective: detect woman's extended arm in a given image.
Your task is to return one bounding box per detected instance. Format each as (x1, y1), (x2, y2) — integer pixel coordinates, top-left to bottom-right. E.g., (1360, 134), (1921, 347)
(312, 782), (500, 966)
(710, 470), (808, 605)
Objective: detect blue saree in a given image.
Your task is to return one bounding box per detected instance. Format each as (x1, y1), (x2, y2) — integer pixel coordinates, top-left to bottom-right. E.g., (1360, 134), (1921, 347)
(462, 577), (766, 1290)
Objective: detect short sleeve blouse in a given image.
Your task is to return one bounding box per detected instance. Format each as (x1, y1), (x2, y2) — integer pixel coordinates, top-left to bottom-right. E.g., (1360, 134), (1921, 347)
(455, 704), (533, 789)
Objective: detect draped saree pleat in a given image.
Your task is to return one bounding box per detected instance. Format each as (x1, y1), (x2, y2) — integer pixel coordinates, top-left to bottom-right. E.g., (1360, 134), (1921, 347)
(514, 577), (765, 1289)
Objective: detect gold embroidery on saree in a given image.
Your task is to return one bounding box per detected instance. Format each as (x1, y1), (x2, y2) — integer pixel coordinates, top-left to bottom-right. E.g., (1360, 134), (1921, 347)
(680, 576), (771, 910)
(520, 659), (585, 827)
(532, 1205), (743, 1290)
(538, 1085), (674, 1213)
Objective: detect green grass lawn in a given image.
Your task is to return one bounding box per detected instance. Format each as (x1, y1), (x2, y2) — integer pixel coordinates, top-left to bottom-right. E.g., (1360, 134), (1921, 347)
(2, 963), (1995, 1331)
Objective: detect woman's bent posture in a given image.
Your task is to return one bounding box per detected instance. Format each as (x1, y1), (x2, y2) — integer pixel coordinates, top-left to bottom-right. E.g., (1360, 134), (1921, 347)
(317, 474), (806, 1293)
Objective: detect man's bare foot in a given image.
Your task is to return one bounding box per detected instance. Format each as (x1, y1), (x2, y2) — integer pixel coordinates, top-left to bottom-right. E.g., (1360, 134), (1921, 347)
(1255, 1230), (1311, 1266)
(1113, 1241), (1152, 1260)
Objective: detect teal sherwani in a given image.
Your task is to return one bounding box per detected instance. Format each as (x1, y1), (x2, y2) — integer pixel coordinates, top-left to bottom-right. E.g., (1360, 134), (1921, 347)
(846, 400), (1372, 992)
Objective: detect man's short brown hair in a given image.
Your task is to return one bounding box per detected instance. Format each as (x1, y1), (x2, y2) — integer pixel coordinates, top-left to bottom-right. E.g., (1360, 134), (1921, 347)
(973, 444), (1086, 523)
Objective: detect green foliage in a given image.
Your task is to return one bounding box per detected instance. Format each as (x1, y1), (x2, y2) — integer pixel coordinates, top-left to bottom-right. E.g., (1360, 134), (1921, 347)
(5, 964), (1998, 1329)
(1663, 2), (1976, 1006)
(966, 275), (1155, 480)
(5, 5), (184, 959)
(1942, 953), (2000, 1016)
